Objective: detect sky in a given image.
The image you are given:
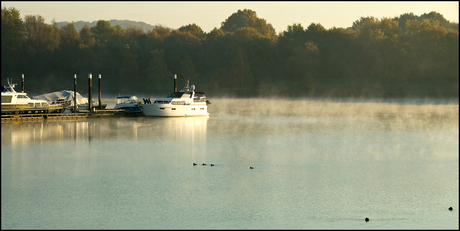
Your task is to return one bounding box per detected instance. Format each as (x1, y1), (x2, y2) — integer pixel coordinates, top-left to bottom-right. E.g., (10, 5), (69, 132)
(2, 1), (459, 33)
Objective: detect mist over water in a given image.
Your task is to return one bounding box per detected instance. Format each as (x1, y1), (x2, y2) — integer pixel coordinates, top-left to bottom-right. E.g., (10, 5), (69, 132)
(1, 98), (458, 229)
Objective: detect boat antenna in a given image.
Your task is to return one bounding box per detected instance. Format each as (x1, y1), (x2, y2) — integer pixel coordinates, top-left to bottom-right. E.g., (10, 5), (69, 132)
(8, 78), (15, 87)
(184, 78), (190, 91)
(6, 78), (17, 93)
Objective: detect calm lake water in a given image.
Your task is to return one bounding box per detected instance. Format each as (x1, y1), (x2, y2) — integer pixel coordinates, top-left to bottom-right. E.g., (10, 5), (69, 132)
(1, 98), (458, 229)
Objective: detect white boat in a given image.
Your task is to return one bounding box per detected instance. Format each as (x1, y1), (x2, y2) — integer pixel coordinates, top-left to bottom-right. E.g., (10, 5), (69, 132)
(32, 90), (87, 113)
(141, 79), (210, 117)
(33, 90), (107, 112)
(114, 95), (142, 113)
(1, 79), (64, 114)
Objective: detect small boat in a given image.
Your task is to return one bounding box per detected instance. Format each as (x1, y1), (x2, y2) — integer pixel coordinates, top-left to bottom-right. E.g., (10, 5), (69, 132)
(1, 79), (64, 114)
(114, 95), (142, 113)
(141, 78), (210, 117)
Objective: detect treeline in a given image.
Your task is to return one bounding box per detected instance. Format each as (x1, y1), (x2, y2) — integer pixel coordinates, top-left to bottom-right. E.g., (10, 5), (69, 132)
(2, 8), (458, 98)
(53, 19), (158, 33)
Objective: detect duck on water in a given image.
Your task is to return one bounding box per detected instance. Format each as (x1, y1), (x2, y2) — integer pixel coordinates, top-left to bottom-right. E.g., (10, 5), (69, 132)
(141, 75), (210, 117)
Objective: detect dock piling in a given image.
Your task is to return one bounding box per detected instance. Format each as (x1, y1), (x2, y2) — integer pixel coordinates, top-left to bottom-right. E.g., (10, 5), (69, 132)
(174, 74), (177, 92)
(98, 74), (102, 109)
(21, 74), (24, 92)
(74, 74), (77, 113)
(88, 73), (92, 112)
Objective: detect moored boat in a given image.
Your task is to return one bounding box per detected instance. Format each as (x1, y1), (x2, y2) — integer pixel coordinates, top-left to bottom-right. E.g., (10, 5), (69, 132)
(33, 90), (107, 112)
(1, 79), (64, 114)
(141, 77), (210, 117)
(114, 95), (143, 113)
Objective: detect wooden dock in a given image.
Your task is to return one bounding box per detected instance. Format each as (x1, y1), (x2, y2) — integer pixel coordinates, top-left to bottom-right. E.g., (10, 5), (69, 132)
(1, 109), (143, 122)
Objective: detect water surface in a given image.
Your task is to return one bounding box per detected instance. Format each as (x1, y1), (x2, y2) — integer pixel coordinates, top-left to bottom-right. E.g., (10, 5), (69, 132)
(2, 99), (458, 229)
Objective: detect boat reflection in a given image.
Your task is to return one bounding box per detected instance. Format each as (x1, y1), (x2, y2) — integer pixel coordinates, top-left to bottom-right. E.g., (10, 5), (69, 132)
(1, 116), (208, 146)
(133, 116), (208, 142)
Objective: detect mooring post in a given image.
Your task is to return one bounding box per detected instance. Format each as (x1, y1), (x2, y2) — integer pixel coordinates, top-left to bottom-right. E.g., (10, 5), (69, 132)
(174, 74), (177, 92)
(88, 73), (92, 112)
(74, 74), (77, 113)
(21, 74), (24, 92)
(98, 74), (102, 109)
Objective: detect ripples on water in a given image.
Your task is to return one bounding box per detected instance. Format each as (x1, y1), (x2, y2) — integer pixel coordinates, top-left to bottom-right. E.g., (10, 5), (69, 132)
(1, 98), (458, 229)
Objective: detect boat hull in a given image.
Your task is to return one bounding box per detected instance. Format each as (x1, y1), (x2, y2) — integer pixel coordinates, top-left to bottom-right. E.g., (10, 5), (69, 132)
(142, 103), (208, 117)
(1, 104), (64, 114)
(115, 106), (142, 112)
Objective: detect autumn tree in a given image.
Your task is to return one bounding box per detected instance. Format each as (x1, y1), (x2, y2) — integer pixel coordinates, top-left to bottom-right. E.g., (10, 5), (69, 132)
(23, 15), (60, 53)
(180, 56), (198, 84)
(163, 30), (201, 74)
(146, 24), (171, 43)
(118, 44), (139, 93)
(1, 7), (25, 79)
(143, 49), (171, 94)
(220, 9), (276, 40)
(91, 20), (113, 46)
(1, 7), (25, 52)
(179, 23), (205, 40)
(20, 15), (61, 88)
(56, 22), (81, 73)
(277, 23), (306, 58)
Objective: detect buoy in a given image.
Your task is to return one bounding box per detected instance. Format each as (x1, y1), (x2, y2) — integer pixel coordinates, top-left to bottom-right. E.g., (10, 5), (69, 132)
(193, 163), (197, 166)
(449, 207), (453, 211)
(365, 217), (369, 222)
(202, 163), (206, 166)
(210, 164), (214, 166)
(250, 166), (254, 169)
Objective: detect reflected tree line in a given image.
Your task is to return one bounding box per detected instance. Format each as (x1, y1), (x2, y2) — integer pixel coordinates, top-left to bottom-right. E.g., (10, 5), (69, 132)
(2, 8), (458, 98)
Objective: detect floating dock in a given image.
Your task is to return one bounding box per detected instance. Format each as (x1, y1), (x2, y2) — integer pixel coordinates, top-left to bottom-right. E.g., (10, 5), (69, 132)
(1, 109), (143, 122)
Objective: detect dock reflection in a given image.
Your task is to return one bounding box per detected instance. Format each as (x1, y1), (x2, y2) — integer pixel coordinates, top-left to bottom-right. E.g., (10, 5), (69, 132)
(1, 116), (208, 146)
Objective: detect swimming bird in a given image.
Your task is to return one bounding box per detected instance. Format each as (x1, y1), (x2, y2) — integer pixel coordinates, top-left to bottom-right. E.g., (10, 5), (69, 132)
(449, 207), (453, 211)
(250, 166), (254, 169)
(193, 163), (197, 166)
(365, 217), (369, 222)
(202, 163), (206, 166)
(210, 164), (214, 166)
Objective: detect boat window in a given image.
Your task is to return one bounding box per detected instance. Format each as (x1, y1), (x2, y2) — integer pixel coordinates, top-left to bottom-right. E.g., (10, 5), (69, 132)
(171, 101), (185, 105)
(18, 95), (28, 98)
(117, 96), (139, 104)
(1, 96), (12, 103)
(181, 93), (192, 99)
(154, 100), (171, 104)
(171, 108), (176, 110)
(200, 108), (204, 110)
(41, 102), (49, 106)
(167, 92), (184, 98)
(191, 108), (195, 110)
(28, 103), (34, 106)
(124, 100), (137, 104)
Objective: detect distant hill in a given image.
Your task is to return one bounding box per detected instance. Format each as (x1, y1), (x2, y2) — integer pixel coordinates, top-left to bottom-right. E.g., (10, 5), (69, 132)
(54, 19), (162, 32)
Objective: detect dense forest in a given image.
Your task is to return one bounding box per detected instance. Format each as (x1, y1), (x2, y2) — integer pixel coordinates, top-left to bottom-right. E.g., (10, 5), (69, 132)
(1, 8), (459, 98)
